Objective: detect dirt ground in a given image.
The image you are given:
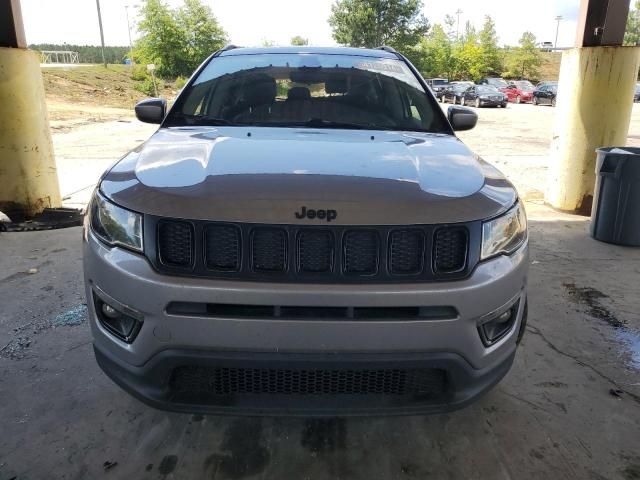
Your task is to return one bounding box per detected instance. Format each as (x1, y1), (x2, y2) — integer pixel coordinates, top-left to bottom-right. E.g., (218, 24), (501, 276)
(1, 95), (639, 479)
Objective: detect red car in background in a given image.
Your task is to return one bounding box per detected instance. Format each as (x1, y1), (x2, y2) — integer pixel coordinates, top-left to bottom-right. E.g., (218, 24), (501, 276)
(501, 80), (535, 104)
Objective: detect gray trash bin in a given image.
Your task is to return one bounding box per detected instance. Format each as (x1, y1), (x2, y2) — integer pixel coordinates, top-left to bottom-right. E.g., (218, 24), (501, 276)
(590, 147), (640, 246)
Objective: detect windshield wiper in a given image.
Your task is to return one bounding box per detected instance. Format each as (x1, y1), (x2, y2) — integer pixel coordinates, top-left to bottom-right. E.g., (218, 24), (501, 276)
(185, 116), (237, 126)
(295, 118), (396, 131)
(165, 114), (237, 127)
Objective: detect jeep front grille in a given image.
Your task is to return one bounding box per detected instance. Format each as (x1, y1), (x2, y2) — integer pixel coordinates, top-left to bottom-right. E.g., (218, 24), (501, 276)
(157, 220), (193, 267)
(148, 217), (478, 283)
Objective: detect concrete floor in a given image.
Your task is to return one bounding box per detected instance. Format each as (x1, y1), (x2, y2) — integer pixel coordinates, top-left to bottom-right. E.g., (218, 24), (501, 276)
(1, 204), (639, 480)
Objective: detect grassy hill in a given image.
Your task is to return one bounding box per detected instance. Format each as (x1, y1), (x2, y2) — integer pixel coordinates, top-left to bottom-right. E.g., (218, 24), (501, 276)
(538, 52), (562, 82)
(41, 64), (179, 110)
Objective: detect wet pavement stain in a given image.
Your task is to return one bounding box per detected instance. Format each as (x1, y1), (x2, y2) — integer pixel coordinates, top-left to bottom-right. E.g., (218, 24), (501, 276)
(563, 283), (640, 370)
(563, 283), (624, 328)
(621, 464), (640, 480)
(301, 418), (347, 454)
(158, 455), (178, 475)
(204, 418), (270, 479)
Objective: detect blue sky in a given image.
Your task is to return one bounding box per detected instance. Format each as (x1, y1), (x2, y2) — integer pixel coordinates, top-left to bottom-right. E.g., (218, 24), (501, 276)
(20, 0), (608, 49)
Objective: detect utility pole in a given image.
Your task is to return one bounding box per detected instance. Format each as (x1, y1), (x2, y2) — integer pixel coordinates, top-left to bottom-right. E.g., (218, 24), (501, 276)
(96, 0), (107, 67)
(125, 5), (134, 64)
(554, 15), (563, 48)
(455, 9), (463, 41)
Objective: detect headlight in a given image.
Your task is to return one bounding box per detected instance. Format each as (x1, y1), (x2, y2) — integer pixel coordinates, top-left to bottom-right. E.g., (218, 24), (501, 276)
(481, 202), (527, 260)
(90, 191), (143, 252)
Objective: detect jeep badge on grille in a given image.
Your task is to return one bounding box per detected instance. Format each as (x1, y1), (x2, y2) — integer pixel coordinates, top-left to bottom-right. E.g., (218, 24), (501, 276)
(295, 206), (337, 222)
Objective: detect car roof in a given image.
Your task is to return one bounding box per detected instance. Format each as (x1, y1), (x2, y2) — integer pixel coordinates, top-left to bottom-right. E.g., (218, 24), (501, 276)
(218, 46), (399, 59)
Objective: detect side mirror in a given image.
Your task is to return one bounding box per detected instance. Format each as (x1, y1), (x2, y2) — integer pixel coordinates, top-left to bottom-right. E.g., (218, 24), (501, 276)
(135, 98), (167, 124)
(448, 106), (478, 131)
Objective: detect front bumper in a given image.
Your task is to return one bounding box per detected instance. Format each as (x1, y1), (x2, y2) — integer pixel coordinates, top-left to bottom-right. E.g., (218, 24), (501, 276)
(84, 230), (528, 415)
(479, 99), (507, 107)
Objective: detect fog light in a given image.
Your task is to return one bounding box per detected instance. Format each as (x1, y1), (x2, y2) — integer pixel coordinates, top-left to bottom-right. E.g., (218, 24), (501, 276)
(101, 303), (120, 319)
(93, 291), (143, 343)
(478, 301), (520, 346)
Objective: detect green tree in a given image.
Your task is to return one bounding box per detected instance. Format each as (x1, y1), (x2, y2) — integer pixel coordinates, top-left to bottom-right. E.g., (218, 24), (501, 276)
(504, 32), (543, 80)
(420, 24), (455, 78)
(328, 0), (429, 51)
(443, 14), (457, 42)
(134, 0), (227, 78)
(135, 0), (188, 77)
(625, 1), (640, 46)
(290, 36), (309, 46)
(176, 0), (227, 71)
(478, 16), (501, 75)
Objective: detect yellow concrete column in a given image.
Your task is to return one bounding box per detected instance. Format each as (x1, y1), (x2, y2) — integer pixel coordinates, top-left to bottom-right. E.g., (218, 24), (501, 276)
(0, 47), (61, 219)
(546, 46), (640, 213)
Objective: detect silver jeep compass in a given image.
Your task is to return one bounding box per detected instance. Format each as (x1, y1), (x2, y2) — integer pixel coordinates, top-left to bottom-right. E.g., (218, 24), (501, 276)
(83, 46), (528, 415)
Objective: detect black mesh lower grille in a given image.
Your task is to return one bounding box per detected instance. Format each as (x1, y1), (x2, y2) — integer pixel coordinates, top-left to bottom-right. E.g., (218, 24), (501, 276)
(434, 227), (468, 272)
(390, 229), (425, 274)
(298, 230), (334, 273)
(252, 228), (287, 272)
(170, 366), (447, 397)
(205, 225), (240, 271)
(157, 221), (193, 267)
(344, 230), (379, 274)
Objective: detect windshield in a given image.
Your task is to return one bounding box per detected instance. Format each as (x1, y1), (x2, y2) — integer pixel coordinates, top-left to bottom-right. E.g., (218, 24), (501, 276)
(514, 81), (534, 91)
(165, 53), (449, 133)
(487, 78), (508, 88)
(477, 86), (499, 94)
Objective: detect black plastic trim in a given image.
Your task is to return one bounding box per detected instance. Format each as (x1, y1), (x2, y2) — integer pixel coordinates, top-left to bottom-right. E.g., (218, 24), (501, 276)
(93, 345), (516, 416)
(144, 215), (481, 284)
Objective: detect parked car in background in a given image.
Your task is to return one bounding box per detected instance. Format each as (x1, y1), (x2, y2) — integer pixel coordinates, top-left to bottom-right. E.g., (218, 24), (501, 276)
(451, 80), (474, 89)
(540, 41), (554, 52)
(441, 83), (469, 104)
(502, 81), (535, 104)
(426, 78), (449, 99)
(533, 83), (557, 106)
(478, 77), (509, 89)
(462, 85), (508, 108)
(634, 83), (640, 103)
(536, 80), (558, 88)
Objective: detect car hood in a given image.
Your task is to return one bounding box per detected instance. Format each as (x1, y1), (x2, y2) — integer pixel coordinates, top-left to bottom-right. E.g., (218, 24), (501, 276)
(101, 127), (517, 225)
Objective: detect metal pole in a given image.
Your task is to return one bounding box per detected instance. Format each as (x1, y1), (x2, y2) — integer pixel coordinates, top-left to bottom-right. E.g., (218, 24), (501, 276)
(455, 9), (462, 41)
(96, 0), (107, 67)
(151, 69), (158, 97)
(125, 5), (134, 64)
(554, 15), (563, 48)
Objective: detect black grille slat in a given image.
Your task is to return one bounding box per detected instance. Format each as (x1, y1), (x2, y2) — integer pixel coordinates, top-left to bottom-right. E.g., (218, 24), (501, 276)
(390, 230), (425, 274)
(170, 366), (446, 396)
(205, 225), (241, 271)
(434, 227), (468, 273)
(158, 221), (193, 267)
(344, 230), (379, 275)
(148, 217), (477, 283)
(298, 230), (334, 273)
(252, 228), (287, 272)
